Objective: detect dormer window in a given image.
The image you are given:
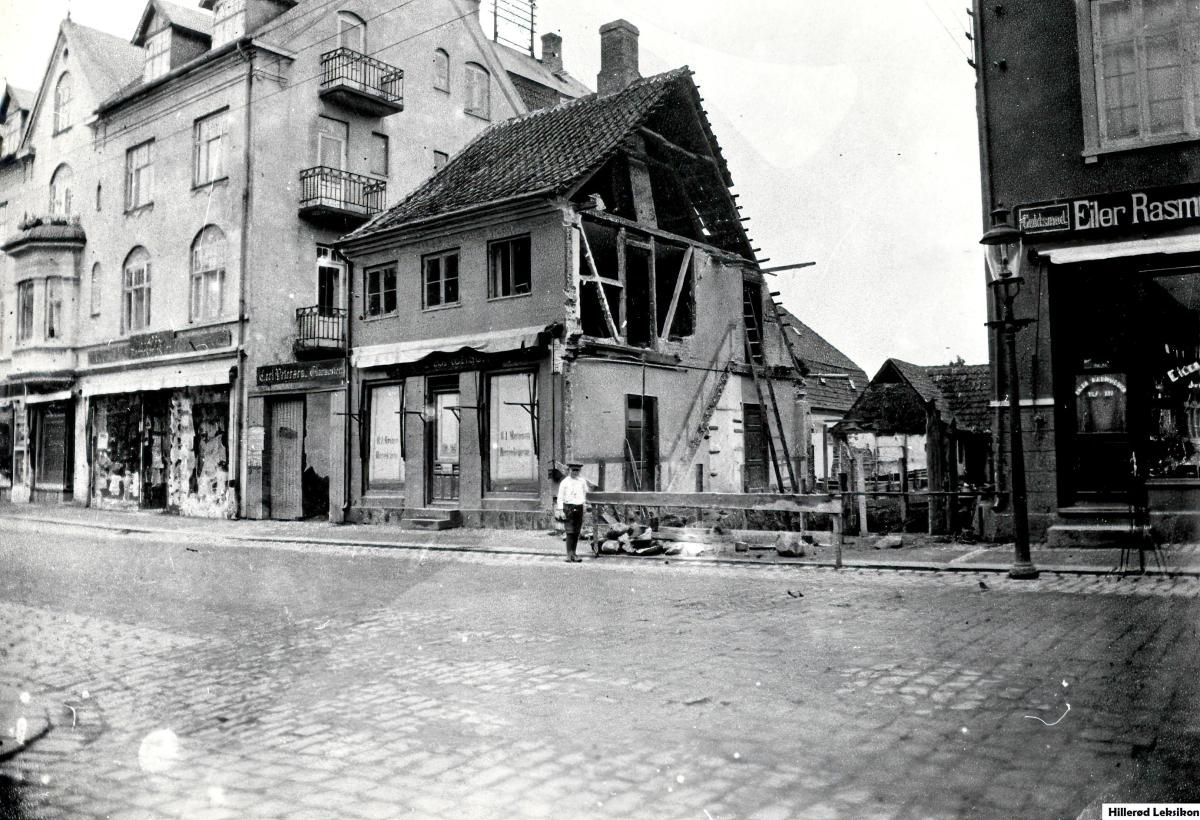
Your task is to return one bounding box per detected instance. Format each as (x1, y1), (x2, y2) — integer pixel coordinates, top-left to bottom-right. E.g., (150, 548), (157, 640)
(213, 0), (246, 47)
(144, 29), (171, 82)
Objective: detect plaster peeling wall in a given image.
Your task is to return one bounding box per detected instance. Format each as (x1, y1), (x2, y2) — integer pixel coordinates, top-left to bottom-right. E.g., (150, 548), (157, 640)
(168, 387), (234, 518)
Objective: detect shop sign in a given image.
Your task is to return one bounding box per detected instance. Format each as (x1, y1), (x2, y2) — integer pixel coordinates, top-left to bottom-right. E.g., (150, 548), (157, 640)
(89, 328), (233, 365)
(256, 359), (346, 387)
(384, 345), (542, 379)
(1017, 182), (1200, 237)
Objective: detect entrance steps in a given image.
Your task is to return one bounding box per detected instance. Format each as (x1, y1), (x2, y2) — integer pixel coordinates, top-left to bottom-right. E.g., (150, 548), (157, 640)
(1047, 506), (1137, 548)
(399, 509), (462, 530)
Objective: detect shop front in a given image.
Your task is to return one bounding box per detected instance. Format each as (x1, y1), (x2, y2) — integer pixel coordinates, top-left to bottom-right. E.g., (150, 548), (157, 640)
(351, 339), (553, 528)
(0, 385), (75, 505)
(1018, 184), (1200, 540)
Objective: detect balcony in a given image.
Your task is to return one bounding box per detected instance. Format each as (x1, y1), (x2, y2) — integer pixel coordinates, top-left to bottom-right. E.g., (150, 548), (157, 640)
(298, 167), (385, 227)
(318, 48), (404, 117)
(294, 306), (346, 357)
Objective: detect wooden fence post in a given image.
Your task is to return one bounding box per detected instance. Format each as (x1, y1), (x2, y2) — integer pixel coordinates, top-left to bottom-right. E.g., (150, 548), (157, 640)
(854, 450), (869, 536)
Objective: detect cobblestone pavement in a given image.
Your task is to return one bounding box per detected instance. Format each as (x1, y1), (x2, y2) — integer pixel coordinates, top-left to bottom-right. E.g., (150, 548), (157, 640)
(1, 523), (1200, 820)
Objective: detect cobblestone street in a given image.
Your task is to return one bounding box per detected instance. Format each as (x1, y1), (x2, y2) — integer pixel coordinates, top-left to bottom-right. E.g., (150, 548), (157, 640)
(2, 520), (1200, 819)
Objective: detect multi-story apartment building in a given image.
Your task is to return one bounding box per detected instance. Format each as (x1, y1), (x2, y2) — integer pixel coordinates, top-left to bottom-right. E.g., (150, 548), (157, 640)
(336, 22), (811, 528)
(974, 0), (1200, 542)
(0, 0), (586, 519)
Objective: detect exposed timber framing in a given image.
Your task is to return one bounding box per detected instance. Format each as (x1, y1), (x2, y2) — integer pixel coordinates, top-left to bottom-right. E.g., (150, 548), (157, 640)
(659, 246), (693, 343)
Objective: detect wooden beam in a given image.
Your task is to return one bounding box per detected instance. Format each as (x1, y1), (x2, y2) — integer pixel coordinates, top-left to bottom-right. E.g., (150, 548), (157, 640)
(639, 126), (721, 170)
(658, 246), (693, 343)
(579, 226), (621, 340)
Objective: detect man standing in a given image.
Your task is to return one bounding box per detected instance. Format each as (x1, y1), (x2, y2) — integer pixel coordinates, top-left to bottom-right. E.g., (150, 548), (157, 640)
(555, 462), (588, 562)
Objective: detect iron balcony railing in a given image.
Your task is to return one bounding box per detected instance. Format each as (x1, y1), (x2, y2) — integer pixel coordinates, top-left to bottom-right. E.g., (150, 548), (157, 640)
(295, 306), (346, 351)
(298, 167), (386, 217)
(320, 47), (404, 106)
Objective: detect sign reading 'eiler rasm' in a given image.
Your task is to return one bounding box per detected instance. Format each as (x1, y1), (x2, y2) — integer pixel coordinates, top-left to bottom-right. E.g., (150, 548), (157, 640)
(1016, 182), (1200, 237)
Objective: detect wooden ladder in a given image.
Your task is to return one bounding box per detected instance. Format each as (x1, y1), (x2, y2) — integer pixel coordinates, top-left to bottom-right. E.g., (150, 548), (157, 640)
(743, 288), (798, 492)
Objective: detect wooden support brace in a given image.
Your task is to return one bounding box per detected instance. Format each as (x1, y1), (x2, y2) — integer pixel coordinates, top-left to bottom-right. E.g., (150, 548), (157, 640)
(579, 226), (622, 340)
(659, 246), (693, 342)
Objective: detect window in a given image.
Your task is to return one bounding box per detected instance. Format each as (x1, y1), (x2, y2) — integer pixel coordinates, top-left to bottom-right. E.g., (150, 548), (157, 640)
(0, 201), (6, 237)
(488, 235), (532, 298)
(1, 113), (20, 155)
(143, 29), (171, 82)
(190, 226), (226, 322)
(16, 281), (33, 342)
(367, 382), (405, 490)
(213, 0), (246, 46)
(44, 278), (63, 340)
(365, 264), (397, 317)
(317, 245), (346, 315)
(422, 250), (459, 308)
(487, 372), (538, 492)
(194, 109), (227, 186)
(318, 116), (348, 170)
(125, 140), (154, 210)
(1079, 0), (1200, 153)
(53, 73), (71, 133)
(90, 262), (102, 316)
(465, 63), (490, 118)
(433, 48), (450, 91)
(122, 247), (151, 333)
(433, 150), (449, 171)
(369, 132), (389, 177)
(49, 163), (73, 216)
(338, 11), (366, 52)
(95, 182), (102, 212)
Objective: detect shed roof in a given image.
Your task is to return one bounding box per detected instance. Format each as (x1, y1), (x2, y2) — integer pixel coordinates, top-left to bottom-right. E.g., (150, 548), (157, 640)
(839, 358), (992, 435)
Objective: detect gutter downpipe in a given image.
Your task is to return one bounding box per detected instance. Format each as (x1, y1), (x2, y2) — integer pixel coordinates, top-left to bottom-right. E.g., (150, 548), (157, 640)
(234, 39), (254, 517)
(342, 254), (353, 523)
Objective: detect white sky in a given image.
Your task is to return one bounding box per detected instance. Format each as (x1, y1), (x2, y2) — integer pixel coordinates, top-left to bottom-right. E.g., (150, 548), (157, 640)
(0, 0), (986, 375)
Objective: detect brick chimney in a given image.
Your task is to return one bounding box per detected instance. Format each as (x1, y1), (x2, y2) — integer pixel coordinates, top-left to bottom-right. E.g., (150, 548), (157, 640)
(597, 19), (640, 96)
(541, 32), (563, 73)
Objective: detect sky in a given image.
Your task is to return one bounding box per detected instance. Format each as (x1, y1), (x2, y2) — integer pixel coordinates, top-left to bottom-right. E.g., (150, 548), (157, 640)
(0, 0), (986, 375)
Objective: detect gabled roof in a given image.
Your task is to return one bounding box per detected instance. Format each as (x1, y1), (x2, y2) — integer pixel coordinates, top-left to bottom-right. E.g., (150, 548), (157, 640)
(838, 358), (992, 435)
(492, 41), (591, 101)
(3, 85), (34, 116)
(64, 20), (146, 102)
(777, 308), (867, 413)
(133, 0), (214, 46)
(344, 66), (751, 259)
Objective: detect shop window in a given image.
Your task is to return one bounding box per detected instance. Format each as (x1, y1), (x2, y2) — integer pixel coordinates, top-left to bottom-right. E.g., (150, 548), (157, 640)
(487, 372), (538, 493)
(1077, 0), (1200, 154)
(33, 404), (69, 489)
(213, 0), (246, 47)
(143, 29), (171, 82)
(49, 163), (73, 216)
(123, 247), (151, 333)
(422, 250), (459, 308)
(45, 277), (63, 340)
(367, 382), (405, 490)
(190, 225), (226, 322)
(465, 63), (490, 119)
(125, 140), (154, 211)
(433, 48), (450, 91)
(624, 394), (659, 491)
(364, 264), (397, 317)
(194, 109), (227, 186)
(53, 72), (71, 133)
(92, 394), (142, 504)
(16, 281), (33, 343)
(488, 235), (531, 298)
(1144, 271), (1200, 479)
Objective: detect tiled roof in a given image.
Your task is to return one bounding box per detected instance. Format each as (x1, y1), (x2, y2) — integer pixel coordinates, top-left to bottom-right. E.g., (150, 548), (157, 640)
(345, 68), (694, 239)
(777, 308), (867, 413)
(66, 20), (146, 102)
(926, 363), (992, 433)
(493, 42), (591, 100)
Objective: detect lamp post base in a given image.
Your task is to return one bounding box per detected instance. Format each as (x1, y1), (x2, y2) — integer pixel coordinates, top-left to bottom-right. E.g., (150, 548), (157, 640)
(1008, 560), (1039, 580)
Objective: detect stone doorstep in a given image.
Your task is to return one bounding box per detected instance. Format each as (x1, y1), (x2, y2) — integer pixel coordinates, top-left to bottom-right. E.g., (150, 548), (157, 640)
(1046, 523), (1148, 549)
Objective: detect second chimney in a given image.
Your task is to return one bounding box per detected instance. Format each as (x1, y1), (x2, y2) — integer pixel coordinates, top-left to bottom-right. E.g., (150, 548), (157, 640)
(597, 19), (640, 96)
(541, 32), (563, 73)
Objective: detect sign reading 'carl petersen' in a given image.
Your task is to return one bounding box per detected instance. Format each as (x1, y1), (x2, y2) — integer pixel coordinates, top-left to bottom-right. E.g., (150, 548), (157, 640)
(1017, 182), (1200, 237)
(256, 358), (346, 387)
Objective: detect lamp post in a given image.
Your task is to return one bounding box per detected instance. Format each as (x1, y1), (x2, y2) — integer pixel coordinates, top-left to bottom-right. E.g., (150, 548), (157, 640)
(980, 207), (1039, 580)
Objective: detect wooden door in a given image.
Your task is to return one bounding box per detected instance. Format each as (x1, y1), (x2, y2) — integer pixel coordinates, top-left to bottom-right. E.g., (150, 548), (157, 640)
(269, 398), (305, 519)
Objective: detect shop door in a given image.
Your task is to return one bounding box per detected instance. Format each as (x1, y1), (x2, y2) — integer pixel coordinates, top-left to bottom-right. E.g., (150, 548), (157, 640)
(269, 398), (305, 519)
(141, 393), (169, 509)
(426, 384), (460, 504)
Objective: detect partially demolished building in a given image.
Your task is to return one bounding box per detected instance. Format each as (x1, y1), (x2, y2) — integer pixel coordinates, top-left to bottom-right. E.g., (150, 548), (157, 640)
(338, 21), (809, 528)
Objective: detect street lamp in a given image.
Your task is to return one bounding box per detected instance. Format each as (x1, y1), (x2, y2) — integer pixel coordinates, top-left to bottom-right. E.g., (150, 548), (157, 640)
(980, 207), (1039, 580)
